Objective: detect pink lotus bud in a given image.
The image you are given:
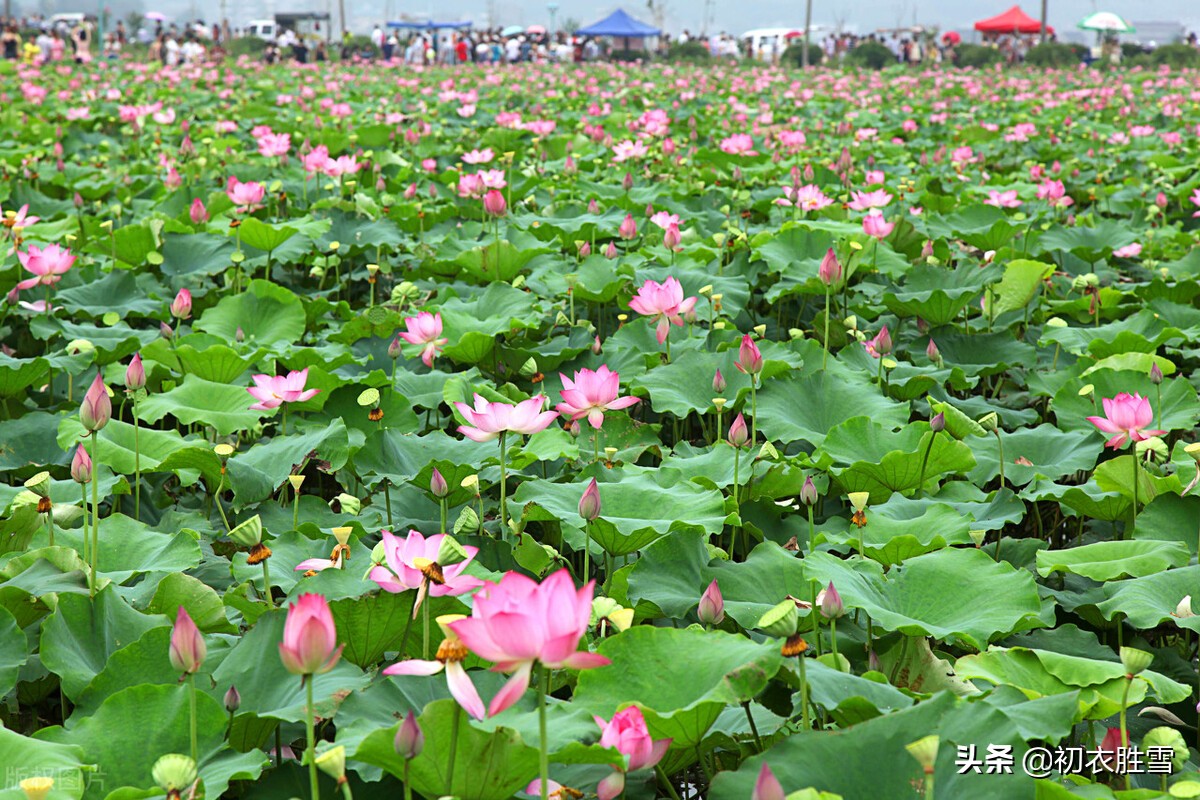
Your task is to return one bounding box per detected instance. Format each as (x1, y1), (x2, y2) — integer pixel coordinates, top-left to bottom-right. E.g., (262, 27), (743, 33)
(921, 239), (934, 259)
(875, 327), (893, 355)
(564, 155), (577, 174)
(73, 192), (84, 208)
(160, 321), (174, 340)
(224, 685), (241, 712)
(388, 336), (403, 359)
(729, 413), (749, 448)
(430, 467), (449, 498)
(404, 183), (418, 199)
(190, 198), (208, 224)
(5, 288), (17, 306)
(278, 594), (343, 676)
(394, 711), (424, 759)
(697, 579), (725, 625)
(713, 369), (726, 394)
(753, 764), (785, 800)
(171, 288), (192, 319)
(926, 339), (940, 362)
(930, 412), (945, 433)
(180, 135), (195, 156)
(819, 248), (842, 287)
(80, 373), (112, 432)
(568, 419), (581, 437)
(623, 172), (634, 191)
(125, 353), (146, 391)
(819, 581), (844, 619)
(376, 177), (387, 192)
(799, 476), (818, 506)
(235, 326), (245, 342)
(803, 163), (815, 181)
(588, 198), (600, 214)
(168, 607), (206, 675)
(578, 241), (591, 258)
(579, 478), (601, 522)
(735, 334), (764, 377)
(604, 241), (617, 259)
(483, 189), (507, 217)
(592, 336), (603, 355)
(71, 444), (92, 483)
(663, 138), (677, 156)
(619, 213), (637, 240)
(663, 223), (681, 251)
(1156, 192), (1168, 209)
(1150, 362), (1163, 385)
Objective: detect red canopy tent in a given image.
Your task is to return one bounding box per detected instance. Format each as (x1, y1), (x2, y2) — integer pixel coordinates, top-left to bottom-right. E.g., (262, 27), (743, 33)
(974, 5), (1053, 34)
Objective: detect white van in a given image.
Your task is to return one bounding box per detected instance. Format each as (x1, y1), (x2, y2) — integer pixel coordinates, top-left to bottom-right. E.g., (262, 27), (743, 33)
(246, 19), (277, 40)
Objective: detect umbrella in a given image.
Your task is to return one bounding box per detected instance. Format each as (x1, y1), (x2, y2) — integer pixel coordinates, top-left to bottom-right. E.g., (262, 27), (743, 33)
(144, 11), (167, 21)
(942, 30), (961, 45)
(1078, 12), (1135, 33)
(784, 30), (804, 39)
(500, 24), (524, 36)
(526, 24), (546, 34)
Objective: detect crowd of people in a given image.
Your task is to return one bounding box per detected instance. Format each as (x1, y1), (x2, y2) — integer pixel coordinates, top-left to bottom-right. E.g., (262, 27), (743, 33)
(0, 14), (238, 64)
(364, 26), (605, 65)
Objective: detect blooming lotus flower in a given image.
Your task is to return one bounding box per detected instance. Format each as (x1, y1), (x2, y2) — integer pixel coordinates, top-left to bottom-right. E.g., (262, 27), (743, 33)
(226, 176), (265, 212)
(719, 133), (756, 155)
(785, 184), (834, 212)
(1113, 243), (1142, 258)
(169, 608), (206, 676)
(847, 189), (893, 211)
(984, 189), (1021, 208)
(16, 244), (75, 290)
(384, 614), (486, 720)
(398, 312), (448, 367)
(80, 373), (112, 432)
(256, 132), (291, 158)
(593, 706), (672, 800)
(1037, 179), (1073, 208)
(649, 211), (680, 230)
(454, 394), (558, 443)
(324, 155), (362, 178)
(1087, 393), (1165, 449)
(302, 145), (331, 177)
(458, 173), (485, 198)
(2, 203), (40, 231)
(369, 529), (485, 597)
(864, 326), (892, 358)
(449, 569), (611, 717)
(278, 593), (343, 676)
(556, 366), (639, 429)
(628, 277), (698, 345)
(862, 210), (894, 240)
(246, 369), (320, 411)
(734, 335), (764, 377)
(461, 148), (495, 164)
(611, 139), (649, 162)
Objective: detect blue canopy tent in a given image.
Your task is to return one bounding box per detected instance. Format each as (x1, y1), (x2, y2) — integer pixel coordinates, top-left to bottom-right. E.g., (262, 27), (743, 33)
(575, 8), (661, 38)
(386, 20), (472, 30)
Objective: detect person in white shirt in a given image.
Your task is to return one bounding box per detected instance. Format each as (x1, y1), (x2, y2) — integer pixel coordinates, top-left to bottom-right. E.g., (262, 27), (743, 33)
(164, 35), (180, 65)
(370, 25), (383, 48)
(505, 36), (519, 62)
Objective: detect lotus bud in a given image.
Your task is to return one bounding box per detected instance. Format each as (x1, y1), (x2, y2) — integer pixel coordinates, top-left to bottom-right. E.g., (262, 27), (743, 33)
(713, 369), (726, 394)
(697, 579), (725, 625)
(819, 582), (845, 619)
(579, 478), (601, 522)
(395, 711), (424, 759)
(160, 321), (174, 340)
(80, 373), (112, 432)
(224, 685), (241, 713)
(125, 353), (146, 391)
(619, 213), (637, 240)
(663, 223), (681, 251)
(930, 412), (945, 433)
(71, 445), (92, 483)
(736, 335), (764, 377)
(604, 241), (617, 258)
(483, 189), (507, 217)
(190, 198), (209, 224)
(19, 777), (54, 800)
(168, 608), (206, 676)
(170, 287), (192, 319)
(592, 336), (603, 355)
(578, 241), (591, 258)
(1119, 646), (1153, 677)
(728, 413), (749, 448)
(430, 467), (449, 498)
(752, 764), (785, 800)
(926, 339), (940, 363)
(818, 247), (842, 286)
(757, 599), (799, 638)
(1150, 362), (1163, 385)
(906, 735), (939, 773)
(388, 336), (403, 359)
(799, 476), (818, 507)
(622, 172), (633, 191)
(151, 754), (198, 794)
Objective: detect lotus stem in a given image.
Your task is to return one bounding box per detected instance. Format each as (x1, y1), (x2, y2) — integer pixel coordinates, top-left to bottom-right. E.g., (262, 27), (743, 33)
(89, 431), (100, 596)
(582, 521), (591, 583)
(439, 497), (447, 535)
(742, 701), (764, 753)
(498, 432), (508, 536)
(403, 760), (412, 800)
(830, 617), (840, 671)
(262, 558), (273, 608)
(656, 765), (682, 800)
(384, 479), (394, 530)
(917, 428), (937, 495)
(995, 430), (1005, 490)
(422, 585), (431, 660)
(798, 650), (811, 731)
(188, 673), (199, 764)
(80, 483), (88, 563)
(750, 377), (758, 445)
(538, 666), (550, 800)
(822, 288), (830, 370)
(1119, 676), (1132, 791)
(305, 677), (319, 800)
(1130, 447), (1139, 540)
(133, 394), (141, 520)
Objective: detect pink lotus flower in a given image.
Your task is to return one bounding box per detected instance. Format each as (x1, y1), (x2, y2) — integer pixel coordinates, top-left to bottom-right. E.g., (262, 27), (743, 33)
(1037, 179), (1073, 208)
(697, 579), (724, 625)
(246, 368), (320, 411)
(369, 529), (485, 597)
(257, 132), (291, 158)
(170, 287), (192, 319)
(398, 312), (448, 367)
(454, 394), (558, 442)
(984, 190), (1021, 208)
(611, 139), (649, 162)
(862, 210), (894, 240)
(781, 184), (833, 212)
(619, 213), (638, 240)
(449, 569), (610, 717)
(1113, 242), (1142, 258)
(462, 148), (495, 164)
(226, 176), (265, 213)
(734, 335), (764, 377)
(819, 248), (842, 286)
(1087, 393), (1165, 449)
(458, 173), (485, 198)
(719, 133), (757, 155)
(555, 366), (639, 429)
(384, 614), (486, 720)
(16, 244), (75, 290)
(2, 203), (40, 231)
(324, 155), (362, 178)
(663, 223), (681, 251)
(302, 145), (331, 177)
(125, 353), (146, 391)
(80, 373), (112, 432)
(753, 764), (785, 800)
(71, 444), (92, 484)
(483, 189), (507, 217)
(279, 593), (343, 676)
(593, 706), (672, 800)
(864, 326), (892, 358)
(190, 198), (209, 224)
(628, 277), (698, 345)
(649, 211), (680, 230)
(169, 607), (206, 676)
(847, 189), (892, 211)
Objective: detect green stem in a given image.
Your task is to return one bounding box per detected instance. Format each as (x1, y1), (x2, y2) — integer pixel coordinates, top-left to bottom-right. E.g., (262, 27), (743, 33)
(215, 475), (232, 532)
(80, 483), (88, 565)
(384, 479), (394, 530)
(798, 651), (810, 731)
(1130, 447), (1139, 540)
(1119, 676), (1132, 791)
(822, 289), (830, 370)
(422, 583), (431, 660)
(262, 558), (273, 607)
(995, 430), (1005, 490)
(306, 678), (320, 800)
(447, 703), (461, 795)
(188, 673), (198, 764)
(403, 760), (412, 800)
(538, 666), (549, 800)
(582, 521), (591, 583)
(282, 405), (288, 436)
(133, 394), (140, 520)
(439, 498), (447, 535)
(742, 701), (764, 752)
(46, 494), (55, 548)
(806, 505), (814, 556)
(731, 446), (741, 556)
(340, 782), (354, 800)
(750, 378), (758, 446)
(1156, 383), (1162, 432)
(655, 765), (682, 800)
(923, 770), (935, 798)
(293, 484), (301, 530)
(498, 432), (508, 536)
(830, 617), (840, 671)
(917, 430), (937, 495)
(90, 432), (100, 596)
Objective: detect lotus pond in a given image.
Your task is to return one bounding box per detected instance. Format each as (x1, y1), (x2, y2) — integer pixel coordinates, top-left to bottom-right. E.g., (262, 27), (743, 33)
(4, 59), (1200, 800)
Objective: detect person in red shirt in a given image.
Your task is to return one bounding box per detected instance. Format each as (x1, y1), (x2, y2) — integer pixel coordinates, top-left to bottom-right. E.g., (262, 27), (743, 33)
(454, 35), (469, 64)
